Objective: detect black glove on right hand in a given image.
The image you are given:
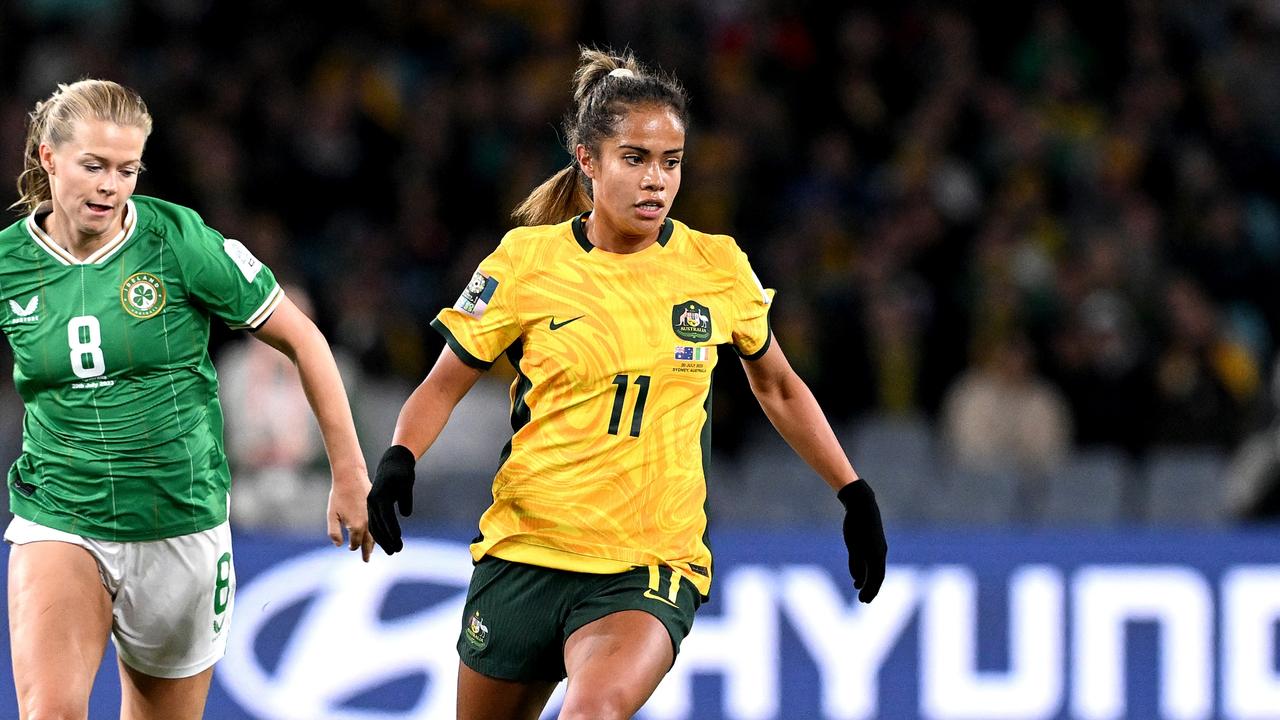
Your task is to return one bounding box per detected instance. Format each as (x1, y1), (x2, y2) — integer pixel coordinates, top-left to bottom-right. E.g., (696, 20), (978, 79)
(368, 445), (416, 555)
(838, 478), (888, 603)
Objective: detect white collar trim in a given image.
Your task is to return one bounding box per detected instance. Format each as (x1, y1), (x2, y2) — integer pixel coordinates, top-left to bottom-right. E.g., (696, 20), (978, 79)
(26, 199), (138, 266)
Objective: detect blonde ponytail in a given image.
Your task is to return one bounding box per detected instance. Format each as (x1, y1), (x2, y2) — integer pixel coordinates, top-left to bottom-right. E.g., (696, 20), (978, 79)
(11, 79), (152, 214)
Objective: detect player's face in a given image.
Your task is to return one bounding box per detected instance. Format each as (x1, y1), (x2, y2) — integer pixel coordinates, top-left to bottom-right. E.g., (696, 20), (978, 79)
(580, 104), (684, 244)
(40, 118), (146, 245)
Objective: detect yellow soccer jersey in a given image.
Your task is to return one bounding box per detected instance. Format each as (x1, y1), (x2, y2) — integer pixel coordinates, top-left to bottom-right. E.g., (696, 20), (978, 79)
(431, 214), (774, 596)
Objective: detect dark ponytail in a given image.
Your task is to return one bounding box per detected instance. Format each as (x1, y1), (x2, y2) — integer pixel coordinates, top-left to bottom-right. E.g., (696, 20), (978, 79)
(512, 47), (690, 226)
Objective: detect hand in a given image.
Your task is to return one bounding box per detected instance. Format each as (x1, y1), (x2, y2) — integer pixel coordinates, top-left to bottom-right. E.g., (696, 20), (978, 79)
(837, 478), (887, 603)
(327, 467), (374, 562)
(368, 445), (417, 555)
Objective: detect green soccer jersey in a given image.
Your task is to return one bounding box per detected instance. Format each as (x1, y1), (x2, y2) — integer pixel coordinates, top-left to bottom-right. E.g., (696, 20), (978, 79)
(0, 196), (282, 541)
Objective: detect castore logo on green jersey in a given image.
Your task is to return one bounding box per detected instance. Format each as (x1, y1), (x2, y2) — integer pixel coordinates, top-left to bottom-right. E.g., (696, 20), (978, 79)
(7, 295), (40, 324)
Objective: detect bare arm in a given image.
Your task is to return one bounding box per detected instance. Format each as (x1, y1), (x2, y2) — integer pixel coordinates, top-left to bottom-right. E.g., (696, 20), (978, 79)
(365, 346), (484, 555)
(391, 346), (485, 459)
(254, 295), (373, 561)
(742, 337), (885, 602)
(740, 340), (859, 492)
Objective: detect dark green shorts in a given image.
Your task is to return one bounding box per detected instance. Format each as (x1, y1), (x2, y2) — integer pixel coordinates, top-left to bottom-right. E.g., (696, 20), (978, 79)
(457, 557), (702, 682)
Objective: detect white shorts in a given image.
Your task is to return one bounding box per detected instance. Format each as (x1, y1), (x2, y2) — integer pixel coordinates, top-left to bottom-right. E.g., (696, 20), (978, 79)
(4, 516), (235, 679)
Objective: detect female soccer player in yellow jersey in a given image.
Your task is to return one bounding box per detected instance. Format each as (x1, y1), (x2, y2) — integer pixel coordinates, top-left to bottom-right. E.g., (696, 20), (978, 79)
(368, 47), (886, 719)
(2, 80), (374, 720)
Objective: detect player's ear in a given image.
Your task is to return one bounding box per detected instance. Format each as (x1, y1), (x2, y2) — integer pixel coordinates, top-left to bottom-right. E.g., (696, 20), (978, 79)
(575, 144), (595, 180)
(39, 143), (56, 175)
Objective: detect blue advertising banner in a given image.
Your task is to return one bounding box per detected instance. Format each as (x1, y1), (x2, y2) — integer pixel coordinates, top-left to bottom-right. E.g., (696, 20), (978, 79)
(3, 526), (1280, 719)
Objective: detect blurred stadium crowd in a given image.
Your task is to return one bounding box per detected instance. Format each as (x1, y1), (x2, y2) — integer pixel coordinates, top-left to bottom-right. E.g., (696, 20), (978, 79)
(2, 0), (1279, 526)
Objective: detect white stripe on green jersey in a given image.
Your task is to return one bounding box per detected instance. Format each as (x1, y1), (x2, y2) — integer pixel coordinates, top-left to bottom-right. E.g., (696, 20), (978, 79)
(0, 196), (281, 541)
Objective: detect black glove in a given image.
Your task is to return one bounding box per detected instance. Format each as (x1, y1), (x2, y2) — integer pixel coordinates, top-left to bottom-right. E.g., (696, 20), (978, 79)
(838, 479), (887, 603)
(368, 445), (416, 555)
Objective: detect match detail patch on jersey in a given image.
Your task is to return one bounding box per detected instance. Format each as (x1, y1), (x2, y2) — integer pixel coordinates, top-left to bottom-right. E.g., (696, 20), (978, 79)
(223, 239), (263, 283)
(7, 296), (40, 324)
(674, 346), (708, 361)
(455, 271), (499, 319)
(121, 272), (166, 319)
(672, 300), (712, 343)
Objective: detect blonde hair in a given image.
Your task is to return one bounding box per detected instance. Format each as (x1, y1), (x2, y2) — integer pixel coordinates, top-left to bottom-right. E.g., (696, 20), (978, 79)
(512, 47), (689, 227)
(12, 79), (153, 214)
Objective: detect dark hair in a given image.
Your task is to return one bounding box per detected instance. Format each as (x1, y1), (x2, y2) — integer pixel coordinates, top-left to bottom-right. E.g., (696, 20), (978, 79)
(13, 79), (152, 214)
(512, 46), (690, 226)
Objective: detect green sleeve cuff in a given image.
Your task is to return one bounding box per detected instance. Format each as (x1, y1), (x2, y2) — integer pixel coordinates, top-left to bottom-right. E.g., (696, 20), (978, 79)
(735, 320), (773, 361)
(430, 318), (495, 370)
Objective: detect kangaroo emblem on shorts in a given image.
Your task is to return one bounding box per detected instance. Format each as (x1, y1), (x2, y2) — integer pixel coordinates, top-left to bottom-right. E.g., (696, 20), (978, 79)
(465, 610), (490, 649)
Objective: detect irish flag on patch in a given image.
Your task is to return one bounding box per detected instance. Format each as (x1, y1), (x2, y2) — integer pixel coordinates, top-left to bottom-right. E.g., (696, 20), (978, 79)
(674, 345), (708, 361)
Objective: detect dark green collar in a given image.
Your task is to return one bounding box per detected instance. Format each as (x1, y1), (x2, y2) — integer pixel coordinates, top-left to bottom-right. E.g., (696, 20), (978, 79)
(572, 213), (673, 253)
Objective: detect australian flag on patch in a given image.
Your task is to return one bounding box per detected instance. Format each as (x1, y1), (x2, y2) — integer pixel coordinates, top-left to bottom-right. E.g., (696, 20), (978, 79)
(674, 346), (707, 361)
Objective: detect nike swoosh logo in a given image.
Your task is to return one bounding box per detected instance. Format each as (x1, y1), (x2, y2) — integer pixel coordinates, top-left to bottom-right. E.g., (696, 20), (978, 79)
(12, 476), (36, 497)
(549, 315), (585, 331)
(642, 589), (679, 608)
(213, 618), (225, 634)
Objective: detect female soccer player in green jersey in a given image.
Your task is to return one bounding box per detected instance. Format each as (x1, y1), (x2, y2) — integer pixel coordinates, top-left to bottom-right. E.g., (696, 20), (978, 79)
(1, 79), (374, 719)
(367, 47), (887, 719)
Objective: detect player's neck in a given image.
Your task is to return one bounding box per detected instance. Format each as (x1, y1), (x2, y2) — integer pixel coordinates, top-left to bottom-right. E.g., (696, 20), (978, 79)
(583, 213), (656, 255)
(41, 207), (126, 261)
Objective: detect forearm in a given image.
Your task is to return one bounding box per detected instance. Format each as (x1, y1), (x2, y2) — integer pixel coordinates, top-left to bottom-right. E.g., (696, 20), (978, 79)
(390, 347), (483, 459)
(285, 331), (367, 483)
(251, 297), (372, 557)
(752, 374), (859, 491)
(391, 377), (460, 459)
